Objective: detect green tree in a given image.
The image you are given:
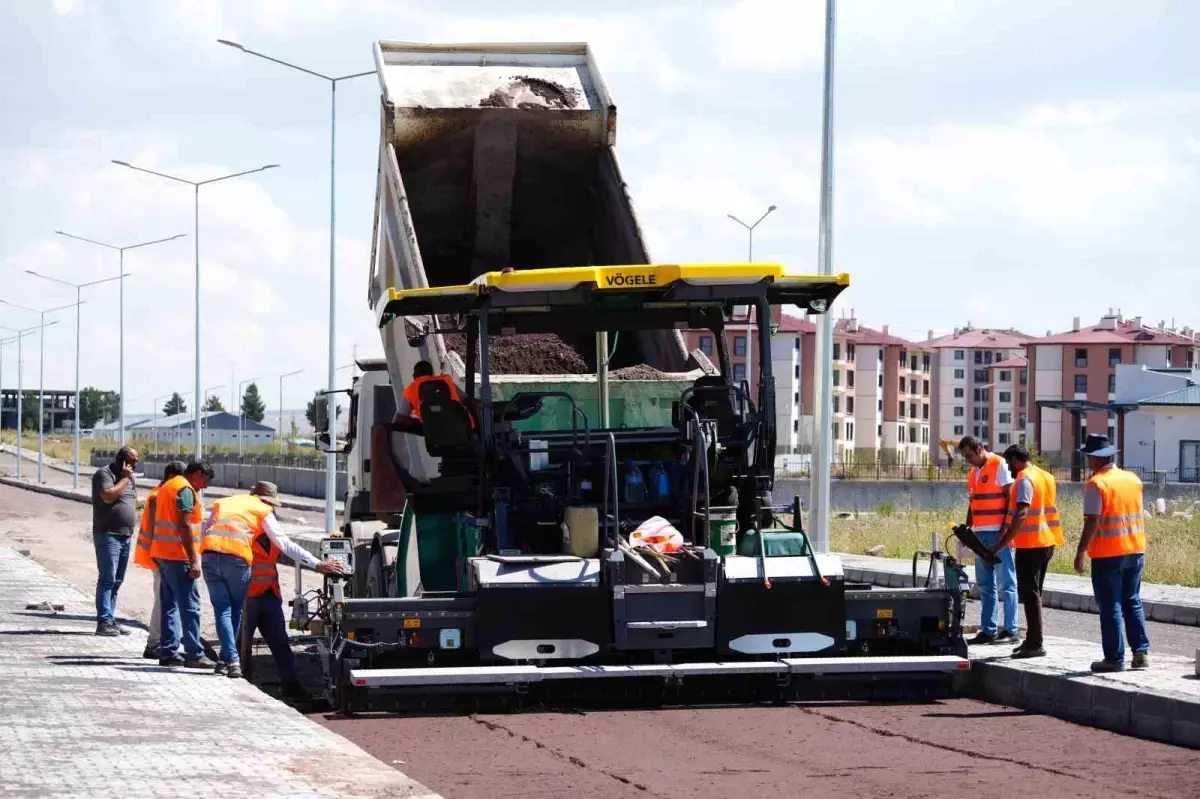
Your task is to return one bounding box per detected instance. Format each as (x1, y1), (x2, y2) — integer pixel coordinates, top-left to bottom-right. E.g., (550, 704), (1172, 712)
(163, 393), (187, 417)
(78, 387), (119, 429)
(240, 382), (266, 423)
(202, 394), (225, 412)
(305, 396), (342, 433)
(21, 392), (39, 431)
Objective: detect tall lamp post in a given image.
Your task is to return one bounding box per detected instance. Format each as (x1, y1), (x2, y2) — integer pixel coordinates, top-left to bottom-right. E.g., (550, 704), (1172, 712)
(727, 205), (776, 404)
(111, 160), (280, 461)
(810, 0), (838, 554)
(0, 321), (60, 480)
(1, 299), (83, 483)
(25, 269), (129, 489)
(277, 369), (302, 454)
(237, 376), (261, 456)
(219, 38), (374, 535)
(55, 231), (186, 451)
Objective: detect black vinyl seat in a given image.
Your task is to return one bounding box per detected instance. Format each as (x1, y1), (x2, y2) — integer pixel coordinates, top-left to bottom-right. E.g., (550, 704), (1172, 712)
(418, 380), (475, 458)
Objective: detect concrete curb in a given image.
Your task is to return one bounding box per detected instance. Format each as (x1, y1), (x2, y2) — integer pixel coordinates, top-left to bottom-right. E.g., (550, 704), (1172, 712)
(968, 660), (1200, 749)
(844, 566), (1200, 628)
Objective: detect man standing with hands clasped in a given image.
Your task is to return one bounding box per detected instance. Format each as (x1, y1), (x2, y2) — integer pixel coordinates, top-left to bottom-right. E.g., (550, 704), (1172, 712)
(1074, 434), (1150, 673)
(958, 436), (1019, 646)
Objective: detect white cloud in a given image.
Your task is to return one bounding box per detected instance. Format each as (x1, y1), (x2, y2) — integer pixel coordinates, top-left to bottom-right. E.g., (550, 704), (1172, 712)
(52, 0), (82, 16)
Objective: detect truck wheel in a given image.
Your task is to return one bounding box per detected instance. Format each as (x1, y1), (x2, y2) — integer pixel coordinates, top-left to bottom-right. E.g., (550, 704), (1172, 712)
(366, 549), (386, 599)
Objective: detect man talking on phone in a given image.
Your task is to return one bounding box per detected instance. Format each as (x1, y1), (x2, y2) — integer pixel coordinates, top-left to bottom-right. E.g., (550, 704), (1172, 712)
(91, 445), (139, 636)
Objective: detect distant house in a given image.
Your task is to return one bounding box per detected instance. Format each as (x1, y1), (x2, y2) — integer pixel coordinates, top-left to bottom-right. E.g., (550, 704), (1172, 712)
(1115, 365), (1200, 483)
(97, 411), (276, 449)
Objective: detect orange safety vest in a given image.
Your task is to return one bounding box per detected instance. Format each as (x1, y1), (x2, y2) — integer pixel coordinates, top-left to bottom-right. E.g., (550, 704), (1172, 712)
(968, 452), (1009, 531)
(1086, 466), (1146, 559)
(247, 532), (282, 598)
(133, 487), (160, 570)
(1008, 464), (1064, 549)
(147, 475), (203, 562)
(200, 494), (271, 565)
(401, 374), (468, 423)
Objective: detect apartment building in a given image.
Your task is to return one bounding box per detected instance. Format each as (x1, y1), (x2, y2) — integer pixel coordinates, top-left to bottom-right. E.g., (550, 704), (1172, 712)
(926, 326), (1033, 459)
(1027, 313), (1200, 463)
(988, 356), (1029, 450)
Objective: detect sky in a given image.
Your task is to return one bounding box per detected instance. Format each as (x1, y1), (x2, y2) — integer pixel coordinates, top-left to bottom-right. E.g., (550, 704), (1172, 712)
(1, 0), (1198, 415)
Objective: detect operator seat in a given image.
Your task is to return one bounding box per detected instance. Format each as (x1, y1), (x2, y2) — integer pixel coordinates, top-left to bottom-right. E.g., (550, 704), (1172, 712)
(686, 375), (743, 437)
(418, 380), (476, 459)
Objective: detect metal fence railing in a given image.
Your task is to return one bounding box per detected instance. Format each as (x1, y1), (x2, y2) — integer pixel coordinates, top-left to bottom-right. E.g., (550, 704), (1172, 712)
(775, 461), (1198, 484)
(91, 449), (346, 472)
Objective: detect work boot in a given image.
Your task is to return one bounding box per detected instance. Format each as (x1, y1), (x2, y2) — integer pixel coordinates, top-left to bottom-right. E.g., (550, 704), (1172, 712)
(142, 645), (159, 660)
(226, 662), (243, 679)
(1131, 652), (1150, 670)
(280, 683), (312, 702)
(967, 632), (997, 646)
(159, 654), (185, 667)
(1091, 659), (1125, 673)
(1011, 645), (1046, 659)
(95, 623), (121, 637)
(995, 630), (1021, 646)
(184, 656), (217, 670)
(214, 661), (228, 676)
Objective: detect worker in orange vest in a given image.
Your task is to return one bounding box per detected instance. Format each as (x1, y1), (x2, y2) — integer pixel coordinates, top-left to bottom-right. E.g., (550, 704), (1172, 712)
(958, 435), (1018, 646)
(995, 445), (1063, 659)
(238, 481), (345, 701)
(1074, 434), (1150, 672)
(199, 486), (278, 679)
(396, 360), (474, 432)
(149, 461), (215, 669)
(133, 460), (185, 659)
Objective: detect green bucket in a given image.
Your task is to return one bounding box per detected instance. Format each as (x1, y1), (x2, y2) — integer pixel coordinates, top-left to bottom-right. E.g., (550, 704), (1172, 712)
(698, 508), (738, 556)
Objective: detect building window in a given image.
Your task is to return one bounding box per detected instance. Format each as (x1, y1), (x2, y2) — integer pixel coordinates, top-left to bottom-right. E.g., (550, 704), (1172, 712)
(899, 351), (907, 368)
(973, 407), (981, 421)
(974, 351), (983, 365)
(847, 397), (855, 414)
(877, 373), (883, 388)
(899, 377), (906, 393)
(847, 370), (856, 388)
(899, 425), (906, 443)
(922, 380), (930, 396)
(847, 344), (856, 362)
(954, 388), (964, 398)
(910, 425), (918, 443)
(998, 432), (1010, 445)
(793, 419), (799, 432)
(910, 355), (918, 371)
(954, 369), (965, 380)
(923, 354), (931, 372)
(1075, 348), (1087, 368)
(1108, 374), (1116, 394)
(833, 396), (840, 413)
(1109, 348), (1121, 367)
(794, 364), (800, 379)
(998, 391), (1011, 403)
(954, 350), (965, 361)
(733, 363), (746, 382)
(833, 369), (840, 387)
(909, 378), (918, 394)
(833, 342), (841, 360)
(793, 392), (800, 406)
(999, 370), (1011, 382)
(973, 388), (983, 402)
(899, 402), (906, 418)
(1074, 374), (1087, 394)
(910, 402), (918, 418)
(878, 348), (884, 362)
(1018, 412), (1027, 428)
(984, 351), (994, 365)
(734, 336), (746, 356)
(953, 407), (964, 417)
(877, 399), (883, 412)
(921, 427), (930, 444)
(832, 422), (839, 441)
(877, 424), (883, 438)
(847, 422), (855, 440)
(953, 425), (964, 436)
(999, 412), (1012, 424)
(974, 369), (988, 383)
(1020, 369), (1027, 386)
(922, 403), (929, 420)
(1019, 392), (1026, 408)
(699, 335), (713, 356)
(794, 338), (800, 351)
(1167, 346), (1174, 364)
(982, 407), (990, 421)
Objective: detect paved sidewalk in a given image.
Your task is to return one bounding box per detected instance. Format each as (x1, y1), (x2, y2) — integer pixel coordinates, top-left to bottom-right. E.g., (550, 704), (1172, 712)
(842, 553), (1200, 626)
(970, 636), (1200, 748)
(0, 444), (339, 514)
(0, 546), (438, 799)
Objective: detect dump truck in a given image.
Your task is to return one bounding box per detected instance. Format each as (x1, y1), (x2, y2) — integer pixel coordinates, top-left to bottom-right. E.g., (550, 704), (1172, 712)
(299, 43), (969, 713)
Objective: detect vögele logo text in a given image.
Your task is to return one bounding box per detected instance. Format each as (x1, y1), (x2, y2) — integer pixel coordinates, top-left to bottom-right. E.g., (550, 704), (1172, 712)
(604, 273), (657, 287)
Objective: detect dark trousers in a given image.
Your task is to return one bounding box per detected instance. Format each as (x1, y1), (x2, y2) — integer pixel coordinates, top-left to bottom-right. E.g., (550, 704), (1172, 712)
(1015, 546), (1054, 647)
(243, 592), (298, 685)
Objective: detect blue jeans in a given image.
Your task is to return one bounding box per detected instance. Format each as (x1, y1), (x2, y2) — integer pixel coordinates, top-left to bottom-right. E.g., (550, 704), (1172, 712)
(244, 593), (298, 685)
(974, 529), (1018, 636)
(156, 559), (205, 660)
(93, 532), (131, 626)
(1091, 553), (1151, 664)
(202, 552), (251, 665)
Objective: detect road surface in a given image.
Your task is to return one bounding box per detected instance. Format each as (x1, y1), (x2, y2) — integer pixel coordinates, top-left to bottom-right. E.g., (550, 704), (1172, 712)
(1, 478), (1197, 799)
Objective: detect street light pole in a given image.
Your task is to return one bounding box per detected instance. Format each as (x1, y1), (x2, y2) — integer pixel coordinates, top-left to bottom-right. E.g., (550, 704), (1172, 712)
(1, 299), (82, 483)
(111, 160), (280, 460)
(810, 0), (838, 554)
(219, 38), (373, 535)
(0, 322), (59, 481)
(237, 376), (261, 456)
(277, 369), (302, 454)
(26, 270), (129, 489)
(727, 205), (777, 406)
(55, 231), (187, 453)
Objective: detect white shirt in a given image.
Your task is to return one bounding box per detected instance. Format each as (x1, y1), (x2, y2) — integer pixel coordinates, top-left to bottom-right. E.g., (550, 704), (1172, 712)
(201, 508), (321, 570)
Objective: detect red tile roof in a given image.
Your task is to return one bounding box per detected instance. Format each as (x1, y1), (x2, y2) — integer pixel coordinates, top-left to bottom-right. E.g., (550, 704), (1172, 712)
(990, 356), (1028, 369)
(925, 328), (1033, 349)
(1029, 319), (1199, 346)
(776, 314), (815, 334)
(834, 319), (927, 349)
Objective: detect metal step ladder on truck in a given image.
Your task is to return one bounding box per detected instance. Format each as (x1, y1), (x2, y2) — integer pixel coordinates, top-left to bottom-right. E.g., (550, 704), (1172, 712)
(297, 42), (969, 712)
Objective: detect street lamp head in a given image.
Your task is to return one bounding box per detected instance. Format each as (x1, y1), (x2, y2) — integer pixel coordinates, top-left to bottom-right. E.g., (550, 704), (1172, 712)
(217, 38), (245, 50)
(111, 159), (131, 167)
(767, 205), (777, 212)
(261, 164), (281, 171)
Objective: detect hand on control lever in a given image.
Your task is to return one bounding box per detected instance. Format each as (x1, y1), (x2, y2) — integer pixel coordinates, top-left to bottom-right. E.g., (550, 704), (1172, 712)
(317, 559), (346, 575)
